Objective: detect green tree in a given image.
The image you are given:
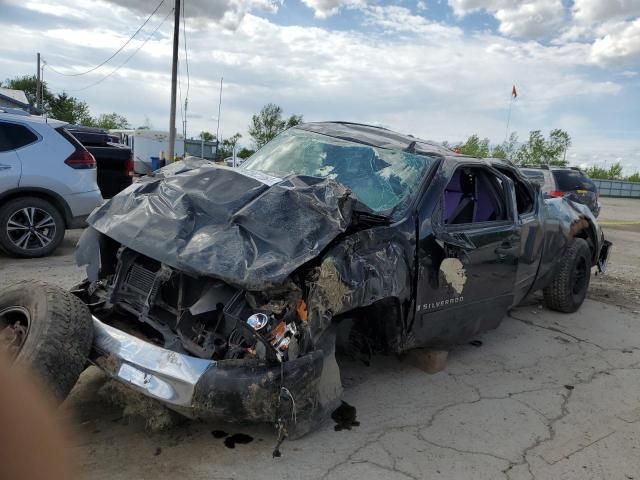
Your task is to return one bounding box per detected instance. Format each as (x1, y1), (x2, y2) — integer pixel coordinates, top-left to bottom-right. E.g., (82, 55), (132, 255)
(248, 103), (303, 149)
(455, 134), (491, 158)
(48, 92), (93, 125)
(93, 112), (130, 130)
(237, 147), (255, 159)
(495, 132), (519, 161)
(1, 74), (54, 109)
(219, 133), (242, 158)
(513, 129), (571, 166)
(607, 162), (623, 179)
(199, 131), (215, 142)
(585, 162), (624, 180)
(584, 164), (609, 179)
(627, 172), (640, 183)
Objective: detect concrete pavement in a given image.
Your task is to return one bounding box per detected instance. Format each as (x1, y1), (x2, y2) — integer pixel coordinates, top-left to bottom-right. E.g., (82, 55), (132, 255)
(65, 298), (640, 480)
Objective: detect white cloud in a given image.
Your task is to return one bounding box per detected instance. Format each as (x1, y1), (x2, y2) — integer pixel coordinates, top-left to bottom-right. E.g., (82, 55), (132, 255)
(104, 0), (281, 29)
(590, 18), (640, 65)
(363, 5), (463, 37)
(448, 0), (565, 39)
(573, 0), (640, 24)
(300, 0), (366, 18)
(495, 1), (565, 38)
(0, 1), (637, 169)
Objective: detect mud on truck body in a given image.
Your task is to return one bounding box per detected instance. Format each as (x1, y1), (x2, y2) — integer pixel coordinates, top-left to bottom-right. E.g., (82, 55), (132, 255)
(0, 122), (611, 438)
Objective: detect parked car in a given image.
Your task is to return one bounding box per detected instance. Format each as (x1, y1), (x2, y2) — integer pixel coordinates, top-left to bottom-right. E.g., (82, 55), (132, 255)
(520, 165), (600, 216)
(65, 126), (134, 198)
(223, 156), (244, 167)
(0, 110), (103, 257)
(0, 122), (610, 438)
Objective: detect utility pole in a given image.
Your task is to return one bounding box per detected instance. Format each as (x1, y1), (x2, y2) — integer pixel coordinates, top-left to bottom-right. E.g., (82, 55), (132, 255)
(183, 97), (188, 139)
(214, 76), (223, 158)
(36, 53), (41, 112)
(168, 0), (180, 163)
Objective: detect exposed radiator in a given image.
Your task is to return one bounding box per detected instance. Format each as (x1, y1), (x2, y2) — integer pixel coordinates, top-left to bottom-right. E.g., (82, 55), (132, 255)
(125, 262), (157, 297)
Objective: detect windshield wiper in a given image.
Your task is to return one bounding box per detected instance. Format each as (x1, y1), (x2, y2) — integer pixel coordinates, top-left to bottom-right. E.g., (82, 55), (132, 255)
(352, 210), (391, 227)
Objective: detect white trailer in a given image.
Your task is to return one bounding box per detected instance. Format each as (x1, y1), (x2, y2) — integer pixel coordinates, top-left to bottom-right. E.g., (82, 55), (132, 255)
(110, 129), (185, 174)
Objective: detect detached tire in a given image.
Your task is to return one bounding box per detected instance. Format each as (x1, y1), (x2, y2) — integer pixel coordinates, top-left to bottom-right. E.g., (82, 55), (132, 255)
(543, 238), (591, 313)
(0, 281), (93, 400)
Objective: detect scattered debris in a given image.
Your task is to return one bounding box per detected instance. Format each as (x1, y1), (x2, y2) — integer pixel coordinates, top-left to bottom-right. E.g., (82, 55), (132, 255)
(98, 380), (181, 431)
(331, 401), (360, 431)
(224, 433), (254, 449)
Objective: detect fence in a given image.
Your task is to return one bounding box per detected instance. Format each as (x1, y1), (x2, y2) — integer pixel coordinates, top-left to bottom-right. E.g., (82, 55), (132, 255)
(184, 139), (218, 160)
(593, 179), (640, 198)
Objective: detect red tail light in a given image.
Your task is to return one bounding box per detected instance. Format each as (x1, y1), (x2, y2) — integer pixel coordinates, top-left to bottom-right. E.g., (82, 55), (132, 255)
(548, 190), (565, 198)
(65, 150), (96, 169)
(125, 154), (135, 177)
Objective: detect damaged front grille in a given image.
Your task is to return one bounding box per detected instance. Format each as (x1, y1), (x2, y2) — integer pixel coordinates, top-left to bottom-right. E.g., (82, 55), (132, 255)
(102, 247), (310, 362)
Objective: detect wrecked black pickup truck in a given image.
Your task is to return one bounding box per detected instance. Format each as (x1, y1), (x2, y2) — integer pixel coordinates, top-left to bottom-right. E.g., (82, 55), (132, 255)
(0, 122), (611, 438)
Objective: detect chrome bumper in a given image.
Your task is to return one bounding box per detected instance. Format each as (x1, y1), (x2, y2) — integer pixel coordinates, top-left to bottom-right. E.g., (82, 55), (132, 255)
(91, 316), (214, 409)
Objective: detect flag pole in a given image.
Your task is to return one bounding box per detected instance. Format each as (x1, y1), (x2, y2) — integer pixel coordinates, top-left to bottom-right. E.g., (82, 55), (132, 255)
(505, 97), (513, 142)
(505, 85), (517, 142)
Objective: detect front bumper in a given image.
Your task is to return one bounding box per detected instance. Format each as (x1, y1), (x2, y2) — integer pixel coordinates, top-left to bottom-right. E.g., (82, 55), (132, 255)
(90, 316), (341, 432)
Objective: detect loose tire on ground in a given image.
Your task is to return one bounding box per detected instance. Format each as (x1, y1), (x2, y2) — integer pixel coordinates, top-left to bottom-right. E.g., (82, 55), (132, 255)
(543, 238), (592, 313)
(0, 281), (93, 400)
(0, 197), (65, 258)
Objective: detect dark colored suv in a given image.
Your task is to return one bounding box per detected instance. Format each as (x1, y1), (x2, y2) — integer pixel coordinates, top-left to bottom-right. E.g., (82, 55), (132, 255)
(520, 166), (600, 217)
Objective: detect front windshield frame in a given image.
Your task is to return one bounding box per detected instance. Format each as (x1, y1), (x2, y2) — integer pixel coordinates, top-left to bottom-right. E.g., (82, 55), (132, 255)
(240, 128), (439, 218)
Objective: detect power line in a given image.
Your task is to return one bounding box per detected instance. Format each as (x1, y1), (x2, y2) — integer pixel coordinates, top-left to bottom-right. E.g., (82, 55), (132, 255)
(44, 0), (165, 77)
(60, 8), (174, 93)
(182, 0), (190, 100)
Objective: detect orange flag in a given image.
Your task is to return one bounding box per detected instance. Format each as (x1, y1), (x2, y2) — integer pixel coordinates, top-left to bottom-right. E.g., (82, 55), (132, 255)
(512, 85), (518, 98)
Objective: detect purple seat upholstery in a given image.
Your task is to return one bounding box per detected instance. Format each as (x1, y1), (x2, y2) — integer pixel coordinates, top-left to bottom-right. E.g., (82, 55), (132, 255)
(444, 170), (463, 223)
(474, 187), (495, 221)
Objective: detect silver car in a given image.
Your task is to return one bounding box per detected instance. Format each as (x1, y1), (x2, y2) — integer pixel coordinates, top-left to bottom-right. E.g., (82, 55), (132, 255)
(0, 110), (103, 257)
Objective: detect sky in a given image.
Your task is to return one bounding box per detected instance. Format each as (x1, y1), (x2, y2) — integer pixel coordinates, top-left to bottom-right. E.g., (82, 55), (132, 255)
(0, 0), (639, 172)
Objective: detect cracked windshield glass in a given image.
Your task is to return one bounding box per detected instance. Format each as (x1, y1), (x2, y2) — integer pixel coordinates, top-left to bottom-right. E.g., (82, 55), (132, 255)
(240, 128), (436, 213)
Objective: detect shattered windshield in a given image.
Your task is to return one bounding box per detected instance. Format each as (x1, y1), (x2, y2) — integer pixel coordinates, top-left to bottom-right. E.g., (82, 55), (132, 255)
(240, 128), (437, 214)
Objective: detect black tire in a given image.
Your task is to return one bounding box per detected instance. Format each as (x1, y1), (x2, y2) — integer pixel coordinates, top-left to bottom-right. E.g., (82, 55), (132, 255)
(0, 281), (93, 400)
(543, 238), (591, 313)
(0, 197), (65, 258)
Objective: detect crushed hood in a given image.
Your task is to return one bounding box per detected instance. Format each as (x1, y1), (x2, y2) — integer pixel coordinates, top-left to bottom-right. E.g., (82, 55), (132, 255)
(87, 158), (353, 289)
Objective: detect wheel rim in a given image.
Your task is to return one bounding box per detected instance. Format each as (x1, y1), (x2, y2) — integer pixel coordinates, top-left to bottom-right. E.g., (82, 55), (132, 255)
(0, 306), (30, 359)
(572, 257), (588, 295)
(6, 207), (56, 251)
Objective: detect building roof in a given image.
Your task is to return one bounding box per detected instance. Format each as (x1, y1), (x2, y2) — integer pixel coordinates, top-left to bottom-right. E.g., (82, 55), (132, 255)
(0, 87), (30, 108)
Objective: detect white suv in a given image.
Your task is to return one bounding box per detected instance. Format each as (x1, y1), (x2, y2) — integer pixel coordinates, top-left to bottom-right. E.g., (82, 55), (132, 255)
(0, 110), (103, 257)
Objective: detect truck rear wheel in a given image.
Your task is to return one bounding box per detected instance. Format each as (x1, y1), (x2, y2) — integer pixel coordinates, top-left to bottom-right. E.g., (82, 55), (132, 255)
(543, 238), (591, 313)
(0, 281), (93, 400)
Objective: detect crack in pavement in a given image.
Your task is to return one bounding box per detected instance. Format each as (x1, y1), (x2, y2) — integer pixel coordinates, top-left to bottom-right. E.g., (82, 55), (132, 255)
(324, 312), (640, 480)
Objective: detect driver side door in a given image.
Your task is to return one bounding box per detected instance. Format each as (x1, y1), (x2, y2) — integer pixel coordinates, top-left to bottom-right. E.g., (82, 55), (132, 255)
(412, 163), (521, 347)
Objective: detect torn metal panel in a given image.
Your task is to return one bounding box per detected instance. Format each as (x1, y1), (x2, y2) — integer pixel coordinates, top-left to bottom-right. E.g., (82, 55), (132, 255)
(306, 225), (414, 339)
